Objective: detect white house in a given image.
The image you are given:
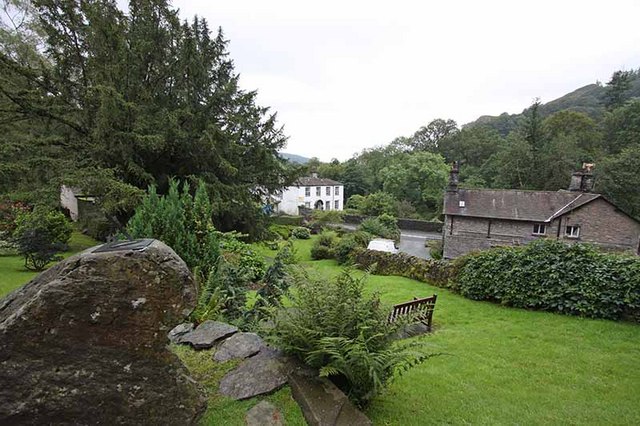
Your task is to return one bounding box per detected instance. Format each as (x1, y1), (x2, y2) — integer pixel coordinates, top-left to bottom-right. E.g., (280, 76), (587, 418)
(273, 174), (344, 215)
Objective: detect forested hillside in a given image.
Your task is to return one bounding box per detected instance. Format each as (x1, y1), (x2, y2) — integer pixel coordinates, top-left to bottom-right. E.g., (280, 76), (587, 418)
(310, 69), (640, 220)
(0, 0), (298, 236)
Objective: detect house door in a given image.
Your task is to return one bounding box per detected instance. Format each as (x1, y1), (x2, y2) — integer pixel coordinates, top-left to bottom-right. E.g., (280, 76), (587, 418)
(314, 200), (324, 210)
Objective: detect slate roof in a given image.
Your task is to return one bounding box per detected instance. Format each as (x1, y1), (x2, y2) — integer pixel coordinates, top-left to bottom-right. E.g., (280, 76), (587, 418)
(295, 176), (343, 186)
(444, 189), (602, 222)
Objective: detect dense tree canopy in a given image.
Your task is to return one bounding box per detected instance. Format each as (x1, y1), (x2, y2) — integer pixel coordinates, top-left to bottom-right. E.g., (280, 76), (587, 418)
(0, 0), (297, 235)
(312, 70), (640, 220)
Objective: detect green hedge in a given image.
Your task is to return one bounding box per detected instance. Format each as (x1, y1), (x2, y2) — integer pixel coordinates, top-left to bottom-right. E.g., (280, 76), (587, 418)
(352, 239), (640, 322)
(272, 215), (304, 226)
(457, 240), (640, 321)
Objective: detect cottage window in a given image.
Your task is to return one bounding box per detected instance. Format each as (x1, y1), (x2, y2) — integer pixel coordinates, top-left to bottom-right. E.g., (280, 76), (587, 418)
(334, 200), (339, 209)
(335, 186), (340, 195)
(305, 187), (310, 197)
(326, 187), (331, 196)
(316, 187), (321, 196)
(326, 201), (331, 210)
(565, 225), (580, 238)
(532, 224), (546, 235)
(305, 202), (310, 208)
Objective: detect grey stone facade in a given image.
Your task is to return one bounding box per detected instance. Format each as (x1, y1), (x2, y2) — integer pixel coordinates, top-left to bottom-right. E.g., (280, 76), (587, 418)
(443, 197), (640, 259)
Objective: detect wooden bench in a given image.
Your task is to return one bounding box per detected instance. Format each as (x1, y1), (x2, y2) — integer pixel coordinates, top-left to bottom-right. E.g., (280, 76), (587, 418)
(388, 294), (437, 331)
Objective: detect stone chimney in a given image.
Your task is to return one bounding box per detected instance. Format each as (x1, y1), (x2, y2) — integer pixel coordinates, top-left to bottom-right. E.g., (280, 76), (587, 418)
(311, 172), (318, 178)
(568, 163), (595, 192)
(447, 161), (459, 192)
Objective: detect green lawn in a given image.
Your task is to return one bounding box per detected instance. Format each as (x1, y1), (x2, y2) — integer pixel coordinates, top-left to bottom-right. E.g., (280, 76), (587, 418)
(2, 234), (639, 425)
(0, 231), (100, 296)
(255, 237), (640, 425)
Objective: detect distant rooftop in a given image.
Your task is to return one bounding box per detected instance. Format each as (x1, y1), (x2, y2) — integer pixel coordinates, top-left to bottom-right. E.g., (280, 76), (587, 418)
(295, 176), (343, 186)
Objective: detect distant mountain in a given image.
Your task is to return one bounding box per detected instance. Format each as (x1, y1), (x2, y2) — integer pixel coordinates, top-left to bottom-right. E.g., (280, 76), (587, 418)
(465, 74), (640, 136)
(279, 152), (310, 164)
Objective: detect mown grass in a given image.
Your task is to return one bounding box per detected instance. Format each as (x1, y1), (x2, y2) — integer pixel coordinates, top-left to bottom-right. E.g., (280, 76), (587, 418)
(256, 236), (640, 425)
(0, 230), (99, 297)
(3, 233), (639, 424)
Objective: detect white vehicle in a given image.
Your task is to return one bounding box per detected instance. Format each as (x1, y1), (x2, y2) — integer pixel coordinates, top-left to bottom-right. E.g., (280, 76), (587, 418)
(367, 238), (399, 254)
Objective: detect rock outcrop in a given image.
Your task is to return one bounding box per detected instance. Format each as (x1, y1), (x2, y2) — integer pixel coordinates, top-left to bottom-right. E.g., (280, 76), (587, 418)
(0, 239), (206, 425)
(177, 320), (238, 349)
(219, 348), (287, 400)
(214, 332), (265, 362)
(286, 358), (372, 426)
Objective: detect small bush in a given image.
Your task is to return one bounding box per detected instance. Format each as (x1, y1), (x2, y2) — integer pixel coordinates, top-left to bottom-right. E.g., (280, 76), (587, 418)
(12, 207), (73, 270)
(358, 214), (400, 242)
(268, 270), (428, 406)
(335, 231), (372, 265)
(219, 232), (267, 282)
(291, 226), (311, 239)
(426, 240), (443, 260)
(311, 230), (338, 260)
(268, 224), (293, 240)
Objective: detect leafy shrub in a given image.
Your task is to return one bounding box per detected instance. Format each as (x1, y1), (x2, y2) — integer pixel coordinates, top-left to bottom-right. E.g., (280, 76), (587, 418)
(310, 230), (338, 260)
(12, 207), (73, 270)
(426, 240), (443, 260)
(291, 226), (311, 239)
(335, 231), (372, 265)
(358, 214), (400, 242)
(127, 180), (219, 277)
(268, 224), (293, 240)
(219, 232), (267, 282)
(268, 270), (428, 406)
(194, 256), (251, 322)
(456, 240), (640, 320)
(0, 200), (30, 235)
(247, 245), (297, 323)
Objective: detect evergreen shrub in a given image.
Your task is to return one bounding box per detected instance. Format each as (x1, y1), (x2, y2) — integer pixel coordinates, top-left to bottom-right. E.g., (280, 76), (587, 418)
(291, 226), (311, 239)
(127, 180), (220, 277)
(457, 240), (640, 320)
(310, 230), (338, 260)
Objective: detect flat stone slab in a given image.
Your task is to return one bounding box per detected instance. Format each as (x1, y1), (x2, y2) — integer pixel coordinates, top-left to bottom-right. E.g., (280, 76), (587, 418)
(218, 350), (287, 400)
(178, 320), (238, 349)
(214, 332), (265, 362)
(245, 401), (283, 426)
(168, 322), (194, 343)
(286, 358), (372, 426)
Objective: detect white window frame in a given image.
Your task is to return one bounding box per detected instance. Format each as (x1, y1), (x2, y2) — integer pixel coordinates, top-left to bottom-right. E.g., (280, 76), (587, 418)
(566, 225), (580, 238)
(335, 186), (340, 195)
(305, 187), (310, 197)
(326, 186), (331, 196)
(532, 224), (546, 235)
(334, 200), (339, 209)
(304, 202), (310, 208)
(316, 186), (321, 196)
(326, 201), (331, 210)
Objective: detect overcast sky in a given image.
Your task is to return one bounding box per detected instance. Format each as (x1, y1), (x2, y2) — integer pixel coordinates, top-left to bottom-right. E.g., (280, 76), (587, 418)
(172, 0), (640, 161)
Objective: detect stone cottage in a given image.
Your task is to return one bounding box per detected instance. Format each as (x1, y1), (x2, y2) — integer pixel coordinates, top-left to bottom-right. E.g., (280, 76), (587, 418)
(442, 163), (640, 259)
(272, 174), (344, 215)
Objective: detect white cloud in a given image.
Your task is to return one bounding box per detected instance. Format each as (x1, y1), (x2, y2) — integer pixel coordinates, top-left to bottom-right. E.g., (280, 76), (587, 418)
(173, 0), (640, 161)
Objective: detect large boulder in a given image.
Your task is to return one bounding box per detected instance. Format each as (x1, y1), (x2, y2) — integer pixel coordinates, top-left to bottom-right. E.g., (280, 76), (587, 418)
(0, 239), (206, 425)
